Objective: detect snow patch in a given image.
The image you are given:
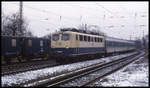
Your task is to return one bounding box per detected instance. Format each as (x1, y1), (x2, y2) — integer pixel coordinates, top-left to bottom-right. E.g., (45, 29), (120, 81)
(96, 55), (148, 87)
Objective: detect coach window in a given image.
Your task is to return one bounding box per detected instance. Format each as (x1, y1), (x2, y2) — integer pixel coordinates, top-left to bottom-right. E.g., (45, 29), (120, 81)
(62, 34), (70, 41)
(79, 35), (83, 41)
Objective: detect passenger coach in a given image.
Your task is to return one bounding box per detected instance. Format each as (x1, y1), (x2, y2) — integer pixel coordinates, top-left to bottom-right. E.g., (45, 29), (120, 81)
(105, 37), (135, 54)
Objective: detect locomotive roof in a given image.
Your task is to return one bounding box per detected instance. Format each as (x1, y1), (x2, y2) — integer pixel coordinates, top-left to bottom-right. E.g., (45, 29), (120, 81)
(54, 31), (104, 38)
(60, 28), (105, 36)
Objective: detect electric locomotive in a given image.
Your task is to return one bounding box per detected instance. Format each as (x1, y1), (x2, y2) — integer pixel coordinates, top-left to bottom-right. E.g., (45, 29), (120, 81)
(51, 29), (106, 62)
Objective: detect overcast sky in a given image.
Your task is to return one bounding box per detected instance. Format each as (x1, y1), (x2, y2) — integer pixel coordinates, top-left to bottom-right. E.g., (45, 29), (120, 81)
(2, 1), (148, 40)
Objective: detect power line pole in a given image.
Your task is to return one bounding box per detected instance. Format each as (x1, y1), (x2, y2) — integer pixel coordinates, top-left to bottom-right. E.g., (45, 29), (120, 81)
(130, 34), (131, 40)
(103, 12), (106, 31)
(134, 12), (137, 32)
(19, 1), (23, 36)
(143, 29), (144, 39)
(143, 30), (145, 48)
(60, 15), (62, 29)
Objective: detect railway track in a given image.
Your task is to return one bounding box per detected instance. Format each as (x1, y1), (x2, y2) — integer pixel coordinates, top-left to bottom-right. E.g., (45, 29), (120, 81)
(19, 51), (144, 87)
(1, 59), (58, 76)
(80, 51), (146, 87)
(1, 51), (132, 76)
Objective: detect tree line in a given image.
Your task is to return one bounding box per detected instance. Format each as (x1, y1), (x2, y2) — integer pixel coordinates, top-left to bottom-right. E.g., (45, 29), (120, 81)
(2, 12), (33, 37)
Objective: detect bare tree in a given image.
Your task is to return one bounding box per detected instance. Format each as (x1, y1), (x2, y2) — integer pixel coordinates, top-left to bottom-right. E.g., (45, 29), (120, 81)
(2, 13), (10, 35)
(1, 12), (33, 37)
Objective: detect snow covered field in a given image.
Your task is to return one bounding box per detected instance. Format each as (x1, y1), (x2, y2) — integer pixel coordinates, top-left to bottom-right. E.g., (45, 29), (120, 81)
(90, 55), (149, 87)
(1, 52), (137, 87)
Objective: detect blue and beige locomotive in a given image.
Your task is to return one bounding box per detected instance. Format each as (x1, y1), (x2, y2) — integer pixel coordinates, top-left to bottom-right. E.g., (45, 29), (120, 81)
(51, 29), (105, 62)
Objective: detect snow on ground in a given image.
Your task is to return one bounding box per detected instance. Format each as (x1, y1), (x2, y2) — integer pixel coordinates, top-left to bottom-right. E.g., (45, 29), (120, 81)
(1, 52), (137, 86)
(91, 55), (149, 87)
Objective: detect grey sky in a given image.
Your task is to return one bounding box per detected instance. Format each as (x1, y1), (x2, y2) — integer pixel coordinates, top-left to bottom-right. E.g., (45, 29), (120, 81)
(2, 1), (148, 40)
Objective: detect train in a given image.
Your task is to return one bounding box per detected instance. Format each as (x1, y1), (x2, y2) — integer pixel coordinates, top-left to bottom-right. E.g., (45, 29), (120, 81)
(50, 29), (135, 62)
(1, 28), (136, 64)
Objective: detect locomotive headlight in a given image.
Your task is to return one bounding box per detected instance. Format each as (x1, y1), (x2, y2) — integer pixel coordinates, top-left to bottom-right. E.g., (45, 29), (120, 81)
(66, 45), (69, 49)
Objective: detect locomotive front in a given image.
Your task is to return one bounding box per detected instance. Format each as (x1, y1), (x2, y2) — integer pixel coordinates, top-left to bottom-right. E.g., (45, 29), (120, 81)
(51, 31), (74, 58)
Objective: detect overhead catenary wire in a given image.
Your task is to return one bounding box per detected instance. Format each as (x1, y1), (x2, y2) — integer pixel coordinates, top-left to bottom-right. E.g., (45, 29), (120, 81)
(10, 3), (79, 28)
(23, 4), (84, 28)
(8, 3), (119, 26)
(24, 4), (80, 22)
(60, 3), (104, 18)
(95, 3), (114, 15)
(10, 3), (80, 22)
(94, 2), (130, 19)
(94, 2), (142, 40)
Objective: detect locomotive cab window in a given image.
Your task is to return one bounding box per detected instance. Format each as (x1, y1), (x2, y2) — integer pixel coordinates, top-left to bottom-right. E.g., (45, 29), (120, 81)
(62, 34), (70, 41)
(53, 34), (59, 41)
